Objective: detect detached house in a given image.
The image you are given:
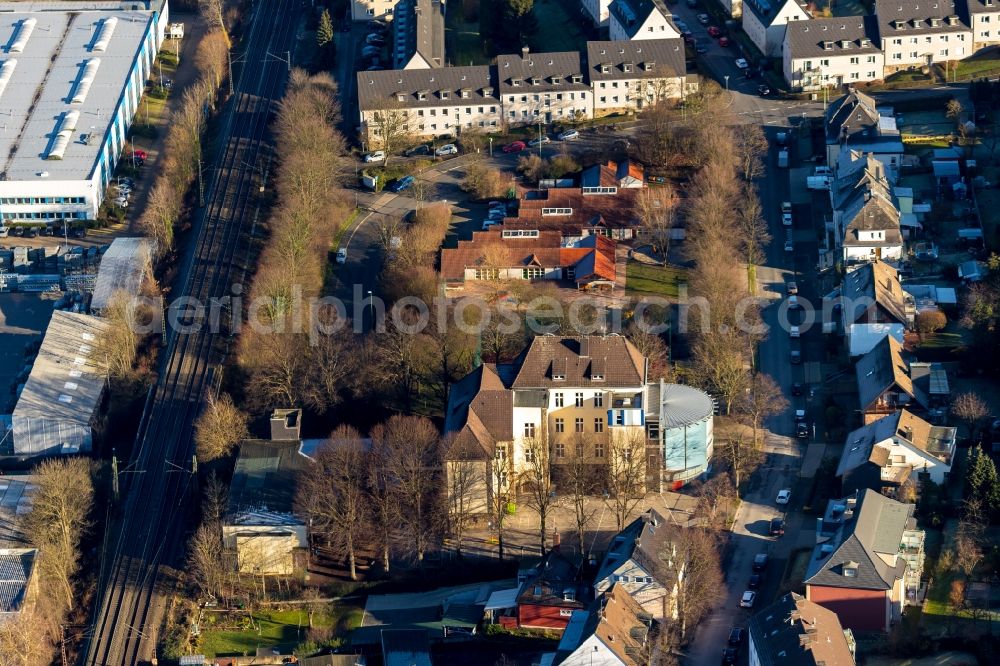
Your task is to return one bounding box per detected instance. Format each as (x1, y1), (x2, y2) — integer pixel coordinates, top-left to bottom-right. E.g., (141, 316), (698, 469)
(875, 0), (969, 72)
(830, 157), (904, 265)
(841, 259), (912, 356)
(608, 0), (680, 41)
(224, 410), (310, 576)
(783, 17), (884, 91)
(583, 0), (614, 28)
(837, 409), (957, 493)
(748, 593), (856, 666)
(855, 336), (932, 422)
(594, 510), (681, 620)
(516, 549), (591, 630)
(806, 490), (924, 632)
(742, 0), (812, 58)
(824, 90), (902, 172)
(962, 0), (1000, 49)
(545, 584), (653, 666)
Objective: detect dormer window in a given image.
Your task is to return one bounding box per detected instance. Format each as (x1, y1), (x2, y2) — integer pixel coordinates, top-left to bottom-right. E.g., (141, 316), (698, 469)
(623, 61), (633, 73)
(563, 588), (576, 601)
(530, 76), (541, 85)
(481, 87), (492, 97)
(823, 40), (834, 50)
(417, 90), (428, 100)
(600, 64), (610, 73)
(512, 78), (522, 87)
(843, 561), (859, 577)
(551, 75), (561, 84)
(440, 90), (449, 99)
(460, 89), (470, 98)
(947, 14), (959, 25)
(911, 18), (921, 28)
(571, 74), (583, 83)
(396, 93), (406, 102)
(840, 40), (852, 48)
(643, 61), (654, 71)
(895, 20), (907, 29)
(861, 38), (872, 47)
(930, 17), (940, 26)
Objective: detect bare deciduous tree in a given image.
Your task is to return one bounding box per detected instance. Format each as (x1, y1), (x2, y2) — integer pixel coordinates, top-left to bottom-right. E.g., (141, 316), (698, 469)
(198, 0), (230, 46)
(188, 521), (228, 601)
(368, 101), (413, 160)
(296, 426), (370, 580)
(716, 426), (762, 497)
(95, 290), (143, 380)
(195, 29), (229, 92)
(952, 391), (989, 441)
(20, 458), (94, 611)
(635, 185), (678, 257)
(520, 435), (558, 555)
(605, 429), (648, 530)
(0, 609), (52, 666)
(664, 527), (724, 640)
(560, 436), (601, 552)
(734, 372), (788, 446)
(137, 179), (179, 254)
(371, 416), (442, 565)
(733, 124), (769, 181)
(367, 441), (398, 574)
(194, 392), (249, 462)
(490, 441), (516, 560)
(444, 454), (486, 559)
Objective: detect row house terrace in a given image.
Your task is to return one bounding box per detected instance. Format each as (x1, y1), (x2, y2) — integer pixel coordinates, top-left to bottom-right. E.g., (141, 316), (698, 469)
(783, 17), (885, 91)
(875, 0), (970, 72)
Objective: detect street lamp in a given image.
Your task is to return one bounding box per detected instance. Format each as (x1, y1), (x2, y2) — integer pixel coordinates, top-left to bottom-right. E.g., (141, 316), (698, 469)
(724, 75), (730, 93)
(537, 119), (543, 157)
(489, 136), (493, 158)
(367, 290), (373, 329)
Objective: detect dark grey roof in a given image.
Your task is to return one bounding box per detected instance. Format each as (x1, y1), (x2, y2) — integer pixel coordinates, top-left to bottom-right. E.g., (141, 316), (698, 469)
(226, 439), (310, 522)
(608, 0), (670, 38)
(496, 49), (588, 94)
(785, 16), (881, 59)
(0, 549), (35, 614)
(0, 478), (34, 549)
(838, 411), (906, 476)
(805, 489), (913, 590)
(855, 336), (921, 411)
(357, 65), (497, 111)
(843, 195), (902, 246)
(585, 39), (685, 82)
(841, 260), (909, 326)
(961, 0), (1000, 16)
(748, 593), (855, 666)
(595, 509), (677, 584)
(825, 89), (881, 143)
(744, 0), (810, 28)
(874, 0), (968, 38)
(393, 0), (445, 69)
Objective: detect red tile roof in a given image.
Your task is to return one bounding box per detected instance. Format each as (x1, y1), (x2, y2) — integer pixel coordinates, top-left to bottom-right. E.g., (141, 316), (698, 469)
(506, 186), (641, 234)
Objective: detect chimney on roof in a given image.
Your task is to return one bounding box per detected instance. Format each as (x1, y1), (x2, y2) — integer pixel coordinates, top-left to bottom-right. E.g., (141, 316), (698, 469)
(270, 408), (302, 441)
(522, 46), (530, 59)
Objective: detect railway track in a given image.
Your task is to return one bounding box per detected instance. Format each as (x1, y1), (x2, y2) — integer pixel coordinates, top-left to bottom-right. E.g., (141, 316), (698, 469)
(83, 1), (300, 663)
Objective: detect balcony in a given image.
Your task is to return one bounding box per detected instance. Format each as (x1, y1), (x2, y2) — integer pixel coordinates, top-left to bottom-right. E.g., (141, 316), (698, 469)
(608, 393), (644, 427)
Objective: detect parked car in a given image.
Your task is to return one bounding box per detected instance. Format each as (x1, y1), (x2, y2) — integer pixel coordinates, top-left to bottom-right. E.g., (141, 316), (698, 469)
(797, 422), (810, 439)
(488, 200), (507, 210)
(502, 140), (526, 153)
(791, 382), (803, 396)
(0, 226), (8, 238)
(770, 518), (785, 537)
(25, 226), (38, 238)
(528, 136), (551, 147)
(740, 591), (757, 608)
(363, 151), (385, 163)
(788, 295), (800, 309)
(361, 45), (381, 58)
(728, 628), (744, 646)
(747, 573), (761, 589)
(72, 226), (87, 239)
(722, 647), (738, 665)
(784, 239), (794, 252)
(790, 325), (800, 338)
(696, 44), (708, 53)
(781, 201), (793, 226)
(735, 58), (749, 69)
(435, 143), (458, 156)
(675, 20), (689, 31)
(697, 13), (710, 24)
(790, 349), (802, 364)
(386, 175), (415, 192)
(405, 144), (432, 156)
(366, 34), (385, 45)
(718, 36), (731, 47)
(757, 84), (771, 97)
(557, 129), (580, 141)
(708, 26), (721, 37)
(753, 553), (769, 571)
(336, 248), (347, 264)
(786, 280), (798, 295)
(776, 489), (791, 505)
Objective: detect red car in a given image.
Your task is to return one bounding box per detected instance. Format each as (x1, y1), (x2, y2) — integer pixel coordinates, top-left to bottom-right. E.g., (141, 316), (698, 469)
(718, 36), (731, 47)
(708, 26), (722, 38)
(502, 140), (526, 153)
(133, 149), (148, 159)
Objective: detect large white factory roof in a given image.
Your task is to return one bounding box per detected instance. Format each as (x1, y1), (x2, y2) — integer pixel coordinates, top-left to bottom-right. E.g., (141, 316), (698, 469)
(11, 310), (109, 455)
(0, 2), (157, 182)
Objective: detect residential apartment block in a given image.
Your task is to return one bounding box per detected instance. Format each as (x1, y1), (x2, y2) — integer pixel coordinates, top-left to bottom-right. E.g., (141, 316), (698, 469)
(876, 0), (969, 72)
(583, 0), (614, 28)
(392, 0), (445, 69)
(805, 490), (924, 632)
(356, 40), (690, 140)
(964, 0), (1000, 48)
(608, 0), (680, 41)
(783, 17), (884, 91)
(352, 0), (397, 21)
(743, 0), (812, 57)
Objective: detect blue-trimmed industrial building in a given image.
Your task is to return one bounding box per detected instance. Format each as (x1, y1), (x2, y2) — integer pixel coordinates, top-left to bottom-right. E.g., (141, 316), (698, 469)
(0, 0), (169, 224)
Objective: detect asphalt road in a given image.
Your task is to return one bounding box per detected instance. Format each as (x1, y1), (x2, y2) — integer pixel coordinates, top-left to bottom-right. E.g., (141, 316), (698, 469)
(82, 1), (301, 664)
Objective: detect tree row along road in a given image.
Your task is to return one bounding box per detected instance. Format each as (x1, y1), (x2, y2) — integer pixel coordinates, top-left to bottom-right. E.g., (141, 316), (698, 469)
(83, 1), (301, 664)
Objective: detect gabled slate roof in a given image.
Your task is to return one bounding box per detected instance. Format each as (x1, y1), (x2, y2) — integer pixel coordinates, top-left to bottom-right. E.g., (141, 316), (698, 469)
(495, 50), (588, 94)
(785, 16), (881, 59)
(855, 336), (926, 411)
(585, 39), (685, 81)
(875, 0), (968, 37)
(837, 409), (953, 476)
(357, 65), (497, 111)
(748, 593), (855, 666)
(608, 0), (670, 38)
(443, 363), (515, 459)
(743, 0), (810, 27)
(595, 509), (677, 585)
(510, 336), (646, 388)
(805, 489), (914, 590)
(842, 260), (909, 326)
(825, 89), (884, 143)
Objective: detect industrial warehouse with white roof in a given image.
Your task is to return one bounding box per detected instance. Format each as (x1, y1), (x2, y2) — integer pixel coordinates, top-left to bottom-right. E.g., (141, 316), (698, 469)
(10, 310), (109, 457)
(0, 0), (169, 223)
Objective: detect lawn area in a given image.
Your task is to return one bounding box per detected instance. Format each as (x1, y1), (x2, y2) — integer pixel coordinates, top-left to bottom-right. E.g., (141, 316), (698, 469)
(956, 50), (1000, 79)
(625, 262), (686, 298)
(446, 7), (491, 66)
(918, 332), (965, 350)
(885, 69), (934, 86)
(777, 548), (811, 597)
(529, 0), (589, 54)
(199, 605), (363, 658)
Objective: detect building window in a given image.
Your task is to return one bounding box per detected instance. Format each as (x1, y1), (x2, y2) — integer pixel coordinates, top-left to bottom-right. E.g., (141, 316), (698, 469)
(595, 417), (604, 433)
(575, 417), (584, 433)
(595, 440), (605, 457)
(525, 446), (535, 463)
(575, 440), (584, 457)
(524, 423), (536, 438)
(474, 268), (499, 280)
(496, 442), (508, 460)
(647, 422), (659, 440)
(575, 392), (584, 407)
(555, 418), (564, 434)
(555, 392), (564, 407)
(555, 442), (565, 457)
(594, 393), (603, 408)
(522, 267), (545, 279)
